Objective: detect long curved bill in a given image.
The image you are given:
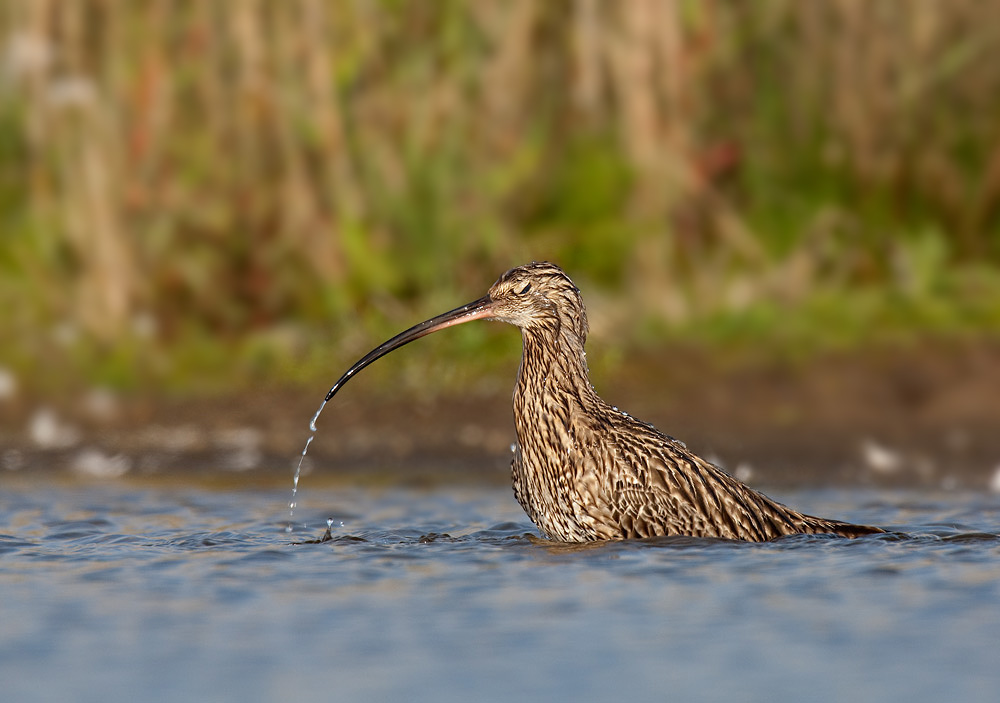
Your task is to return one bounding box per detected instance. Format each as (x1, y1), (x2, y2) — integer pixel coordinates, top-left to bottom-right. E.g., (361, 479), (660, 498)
(322, 294), (495, 404)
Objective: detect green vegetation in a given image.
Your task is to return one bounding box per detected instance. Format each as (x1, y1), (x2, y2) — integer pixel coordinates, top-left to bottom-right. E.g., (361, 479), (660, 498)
(1, 1), (998, 395)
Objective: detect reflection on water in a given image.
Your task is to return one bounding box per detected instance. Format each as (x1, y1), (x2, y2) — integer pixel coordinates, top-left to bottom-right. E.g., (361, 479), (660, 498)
(1, 478), (999, 703)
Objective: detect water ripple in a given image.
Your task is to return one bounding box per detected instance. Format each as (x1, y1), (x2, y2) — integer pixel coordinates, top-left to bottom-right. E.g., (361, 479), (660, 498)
(1, 483), (998, 703)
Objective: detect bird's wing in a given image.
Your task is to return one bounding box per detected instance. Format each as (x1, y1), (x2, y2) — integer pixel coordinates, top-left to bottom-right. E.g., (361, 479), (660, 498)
(597, 417), (809, 540)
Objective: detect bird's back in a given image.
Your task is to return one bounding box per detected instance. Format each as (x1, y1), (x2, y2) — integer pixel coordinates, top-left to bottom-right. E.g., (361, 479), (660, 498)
(512, 392), (884, 542)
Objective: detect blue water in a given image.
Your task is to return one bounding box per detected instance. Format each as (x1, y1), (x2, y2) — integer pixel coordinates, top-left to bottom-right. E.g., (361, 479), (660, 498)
(2, 477), (999, 703)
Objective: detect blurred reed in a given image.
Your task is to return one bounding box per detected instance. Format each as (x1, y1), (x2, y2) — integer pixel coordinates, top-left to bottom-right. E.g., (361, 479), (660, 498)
(0, 1), (998, 387)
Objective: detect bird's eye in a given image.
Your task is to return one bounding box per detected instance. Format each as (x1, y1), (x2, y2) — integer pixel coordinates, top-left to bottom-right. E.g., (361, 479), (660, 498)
(518, 283), (532, 295)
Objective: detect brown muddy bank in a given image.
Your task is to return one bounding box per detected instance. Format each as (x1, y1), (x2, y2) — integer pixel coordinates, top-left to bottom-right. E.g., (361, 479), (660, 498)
(2, 340), (998, 490)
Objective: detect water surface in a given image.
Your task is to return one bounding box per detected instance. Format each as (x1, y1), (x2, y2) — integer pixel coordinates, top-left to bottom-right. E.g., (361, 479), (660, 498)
(2, 477), (998, 702)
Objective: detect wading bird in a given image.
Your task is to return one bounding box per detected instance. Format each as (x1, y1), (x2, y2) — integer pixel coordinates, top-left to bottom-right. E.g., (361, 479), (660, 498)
(320, 262), (883, 542)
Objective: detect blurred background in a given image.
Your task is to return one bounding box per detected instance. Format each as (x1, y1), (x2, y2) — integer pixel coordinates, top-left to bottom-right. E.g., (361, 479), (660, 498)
(1, 0), (998, 485)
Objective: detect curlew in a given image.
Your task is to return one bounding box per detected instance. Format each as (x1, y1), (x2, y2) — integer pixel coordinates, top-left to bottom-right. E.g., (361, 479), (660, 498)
(319, 262), (883, 542)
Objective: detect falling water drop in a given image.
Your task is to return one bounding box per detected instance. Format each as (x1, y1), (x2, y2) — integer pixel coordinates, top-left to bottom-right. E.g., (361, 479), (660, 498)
(309, 400), (327, 433)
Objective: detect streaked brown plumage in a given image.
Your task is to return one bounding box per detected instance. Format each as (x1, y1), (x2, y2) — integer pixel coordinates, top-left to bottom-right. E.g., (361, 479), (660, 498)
(321, 261), (884, 542)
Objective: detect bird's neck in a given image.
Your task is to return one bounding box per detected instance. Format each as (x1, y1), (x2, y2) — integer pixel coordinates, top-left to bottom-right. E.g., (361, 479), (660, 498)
(513, 327), (598, 418)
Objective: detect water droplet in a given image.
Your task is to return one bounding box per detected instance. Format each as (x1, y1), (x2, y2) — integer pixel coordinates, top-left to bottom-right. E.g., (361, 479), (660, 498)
(327, 518), (334, 528)
(309, 399), (327, 433)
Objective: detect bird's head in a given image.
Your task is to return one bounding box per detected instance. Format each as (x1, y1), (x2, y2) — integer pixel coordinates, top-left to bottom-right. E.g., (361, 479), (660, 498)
(485, 262), (589, 342)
